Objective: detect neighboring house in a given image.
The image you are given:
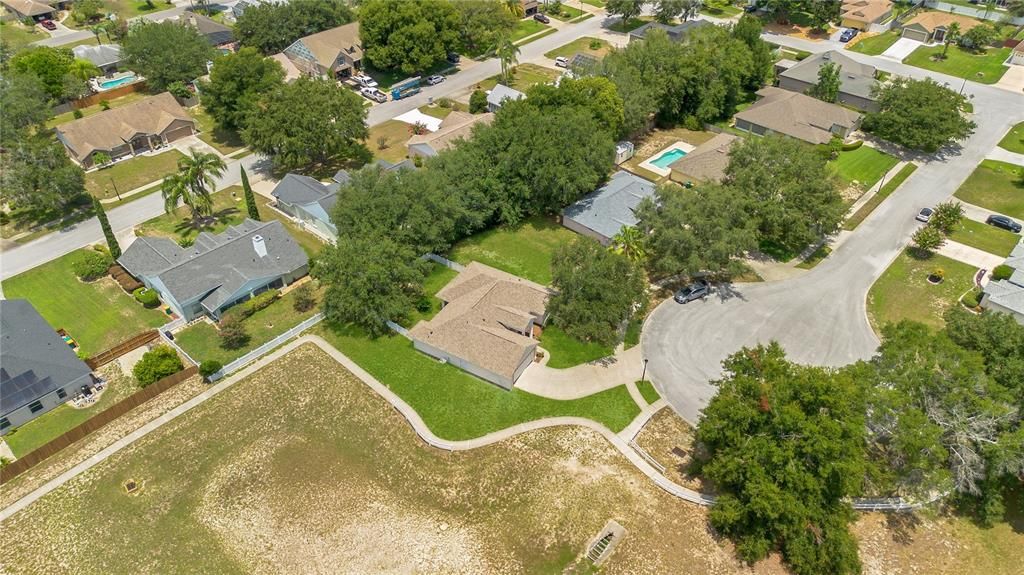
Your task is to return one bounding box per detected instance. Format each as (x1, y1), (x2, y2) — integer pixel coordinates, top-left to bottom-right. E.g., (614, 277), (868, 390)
(72, 44), (123, 75)
(270, 52), (302, 83)
(407, 111), (494, 158)
(734, 87), (863, 145)
(183, 12), (236, 52)
(900, 12), (981, 43)
(54, 92), (196, 169)
(1, 299), (96, 434)
(1, 0), (57, 21)
(981, 239), (1024, 325)
(669, 132), (739, 185)
(117, 219), (309, 322)
(562, 170), (656, 246)
(486, 84), (525, 112)
(283, 22), (363, 79)
(777, 50), (880, 112)
(271, 173), (340, 240)
(1010, 41), (1024, 66)
(840, 0), (893, 30)
(232, 0), (288, 20)
(520, 0), (539, 16)
(409, 262), (553, 390)
(627, 20), (711, 43)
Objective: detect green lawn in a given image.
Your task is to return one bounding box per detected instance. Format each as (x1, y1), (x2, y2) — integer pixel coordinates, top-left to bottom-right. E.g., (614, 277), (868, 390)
(189, 106), (246, 156)
(902, 45), (1011, 85)
(847, 31), (900, 56)
(47, 91), (150, 129)
(830, 146), (899, 190)
(636, 380), (660, 405)
(867, 250), (977, 332)
(84, 150), (186, 200)
(317, 323), (640, 439)
(998, 122), (1024, 154)
(255, 193), (326, 257)
(400, 263), (459, 328)
(1, 249), (168, 355)
(515, 27), (557, 46)
(844, 163), (918, 231)
(448, 215), (574, 285)
(135, 187), (245, 242)
(175, 285), (322, 365)
(478, 63), (561, 91)
(609, 16), (652, 33)
(954, 160), (1024, 220)
(539, 325), (614, 368)
(366, 119), (411, 164)
(545, 4), (584, 20)
(701, 0), (742, 17)
(796, 244), (832, 270)
(624, 317), (642, 349)
(947, 217), (1021, 257)
(581, 0), (605, 6)
(510, 18), (549, 43)
(0, 21), (44, 51)
(544, 36), (612, 60)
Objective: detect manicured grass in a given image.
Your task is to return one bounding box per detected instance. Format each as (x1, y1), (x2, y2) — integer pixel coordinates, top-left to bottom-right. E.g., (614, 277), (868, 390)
(135, 187), (245, 241)
(515, 27), (557, 46)
(545, 4), (584, 20)
(418, 105), (451, 120)
(701, 0), (742, 17)
(510, 18), (548, 42)
(539, 326), (614, 368)
(581, 0), (605, 6)
(254, 193), (326, 257)
(400, 263), (459, 328)
(947, 217), (1021, 258)
(84, 149), (186, 200)
(366, 119), (411, 164)
(362, 61), (452, 90)
(847, 31), (900, 56)
(844, 163), (918, 230)
(902, 45), (1011, 85)
(448, 215), (575, 285)
(544, 36), (611, 60)
(478, 63), (561, 92)
(47, 91), (150, 128)
(189, 106), (246, 156)
(0, 21), (44, 51)
(954, 160), (1024, 220)
(831, 146), (899, 190)
(636, 380), (660, 405)
(796, 244), (832, 270)
(319, 323), (641, 439)
(758, 239), (799, 263)
(175, 285), (322, 365)
(1, 249), (168, 355)
(609, 16), (652, 33)
(998, 122), (1024, 154)
(867, 250), (977, 332)
(624, 317), (642, 350)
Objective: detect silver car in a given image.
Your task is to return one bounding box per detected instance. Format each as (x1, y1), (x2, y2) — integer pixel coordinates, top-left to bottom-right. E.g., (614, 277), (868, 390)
(426, 74), (445, 86)
(915, 207), (934, 223)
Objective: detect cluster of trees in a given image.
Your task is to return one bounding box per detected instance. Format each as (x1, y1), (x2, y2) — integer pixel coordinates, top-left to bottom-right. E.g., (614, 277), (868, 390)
(121, 20), (214, 91)
(698, 309), (1024, 574)
(8, 46), (97, 101)
(606, 0), (702, 24)
(235, 0), (355, 54)
(600, 17), (772, 136)
(760, 0), (842, 29)
(911, 201), (963, 253)
(863, 78), (976, 153)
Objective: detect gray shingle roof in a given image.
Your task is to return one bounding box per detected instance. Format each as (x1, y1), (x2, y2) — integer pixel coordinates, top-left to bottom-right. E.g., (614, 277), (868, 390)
(271, 173), (334, 206)
(72, 44), (122, 68)
(1, 299), (92, 415)
(562, 171), (656, 241)
(487, 84), (526, 108)
(780, 51), (878, 101)
(628, 19), (711, 42)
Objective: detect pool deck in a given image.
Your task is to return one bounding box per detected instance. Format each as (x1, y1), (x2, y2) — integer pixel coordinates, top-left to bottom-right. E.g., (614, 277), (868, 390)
(637, 140), (696, 177)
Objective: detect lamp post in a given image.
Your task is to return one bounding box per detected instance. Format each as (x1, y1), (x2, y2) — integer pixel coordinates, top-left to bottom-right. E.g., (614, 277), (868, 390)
(641, 358), (649, 382)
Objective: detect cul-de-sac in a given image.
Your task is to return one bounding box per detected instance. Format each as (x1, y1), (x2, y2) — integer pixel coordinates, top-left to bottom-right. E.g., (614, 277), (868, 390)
(1, 0), (1023, 573)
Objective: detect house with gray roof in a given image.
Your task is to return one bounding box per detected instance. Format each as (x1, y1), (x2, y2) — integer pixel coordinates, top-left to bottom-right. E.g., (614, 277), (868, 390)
(486, 84), (525, 112)
(118, 219), (308, 322)
(271, 174), (341, 240)
(627, 19), (712, 43)
(562, 171), (656, 246)
(981, 239), (1024, 325)
(777, 51), (880, 112)
(1, 299), (96, 434)
(72, 44), (123, 75)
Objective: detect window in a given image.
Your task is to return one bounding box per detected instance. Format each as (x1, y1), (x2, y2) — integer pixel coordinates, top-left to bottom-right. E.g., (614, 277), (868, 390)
(56, 388), (67, 399)
(0, 418), (10, 431)
(29, 400), (44, 413)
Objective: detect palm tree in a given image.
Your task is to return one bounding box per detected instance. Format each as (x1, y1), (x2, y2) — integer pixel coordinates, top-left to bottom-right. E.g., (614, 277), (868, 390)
(496, 35), (520, 84)
(69, 58), (101, 81)
(1006, 0), (1024, 17)
(503, 0), (525, 18)
(161, 150), (226, 223)
(610, 227), (647, 264)
(941, 22), (960, 59)
(90, 24), (104, 45)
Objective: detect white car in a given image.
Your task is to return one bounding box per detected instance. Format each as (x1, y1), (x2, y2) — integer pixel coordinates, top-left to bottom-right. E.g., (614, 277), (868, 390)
(915, 207), (934, 223)
(360, 87), (387, 103)
(554, 56), (569, 68)
(426, 74), (445, 86)
(354, 74), (378, 88)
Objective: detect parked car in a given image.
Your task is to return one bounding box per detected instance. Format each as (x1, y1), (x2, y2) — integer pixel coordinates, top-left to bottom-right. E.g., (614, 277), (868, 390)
(354, 74), (378, 89)
(534, 13), (550, 23)
(674, 281), (710, 304)
(986, 214), (1022, 233)
(447, 52), (461, 64)
(915, 207), (934, 223)
(839, 28), (859, 43)
(360, 87), (387, 103)
(40, 19), (56, 30)
(743, 4), (759, 12)
(554, 56), (569, 68)
(426, 74), (445, 86)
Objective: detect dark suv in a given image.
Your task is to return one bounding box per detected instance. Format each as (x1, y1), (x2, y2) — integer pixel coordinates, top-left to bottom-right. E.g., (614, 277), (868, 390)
(987, 214), (1022, 233)
(534, 13), (550, 24)
(674, 281), (710, 304)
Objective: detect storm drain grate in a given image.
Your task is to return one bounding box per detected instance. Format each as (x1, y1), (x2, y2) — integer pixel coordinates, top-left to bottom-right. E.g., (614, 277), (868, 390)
(585, 520), (626, 565)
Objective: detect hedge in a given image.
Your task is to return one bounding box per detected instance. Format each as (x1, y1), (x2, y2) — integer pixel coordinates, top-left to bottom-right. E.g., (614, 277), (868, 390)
(133, 345), (184, 387)
(842, 140), (864, 151)
(133, 287), (160, 308)
(223, 289), (279, 322)
(992, 264), (1013, 281)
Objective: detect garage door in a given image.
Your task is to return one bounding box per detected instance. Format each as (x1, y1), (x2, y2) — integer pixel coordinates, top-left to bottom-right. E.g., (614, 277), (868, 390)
(163, 125), (194, 143)
(901, 28), (928, 43)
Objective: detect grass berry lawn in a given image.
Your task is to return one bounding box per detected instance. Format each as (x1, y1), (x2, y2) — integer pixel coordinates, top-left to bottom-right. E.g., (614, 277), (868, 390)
(544, 36), (612, 60)
(846, 31), (900, 55)
(902, 45), (1011, 84)
(448, 216), (574, 285)
(366, 119), (412, 164)
(189, 107), (246, 156)
(830, 146), (899, 190)
(0, 21), (44, 50)
(844, 163), (918, 230)
(84, 149), (186, 200)
(477, 63), (561, 92)
(539, 326), (614, 368)
(510, 18), (548, 43)
(954, 160), (1024, 220)
(998, 122), (1024, 154)
(47, 91), (150, 129)
(701, 0), (742, 17)
(636, 380), (661, 405)
(867, 250), (977, 332)
(947, 218), (1021, 258)
(1, 249), (167, 356)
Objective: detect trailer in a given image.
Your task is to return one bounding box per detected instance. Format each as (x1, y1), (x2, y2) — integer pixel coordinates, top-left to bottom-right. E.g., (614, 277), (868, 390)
(390, 76), (421, 100)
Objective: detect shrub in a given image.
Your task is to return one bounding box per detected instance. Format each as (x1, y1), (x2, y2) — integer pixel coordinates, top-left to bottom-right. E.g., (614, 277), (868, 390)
(133, 345), (183, 387)
(912, 225), (944, 253)
(218, 317), (250, 350)
(99, 99), (110, 110)
(177, 236), (195, 247)
(166, 80), (192, 100)
(469, 89), (488, 114)
(73, 109), (84, 119)
(292, 284), (316, 312)
(133, 287), (160, 308)
(413, 155), (423, 167)
(931, 267), (945, 280)
(962, 288), (982, 308)
(73, 250), (111, 281)
(437, 97), (453, 109)
(931, 201), (964, 234)
(992, 264), (1013, 281)
(841, 140), (864, 151)
(224, 289), (279, 322)
(589, 39), (603, 50)
(198, 360), (223, 379)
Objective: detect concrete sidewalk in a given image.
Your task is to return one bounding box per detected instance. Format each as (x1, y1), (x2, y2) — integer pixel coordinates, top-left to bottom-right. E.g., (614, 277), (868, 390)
(515, 344), (646, 400)
(937, 240), (1005, 271)
(986, 146), (1024, 166)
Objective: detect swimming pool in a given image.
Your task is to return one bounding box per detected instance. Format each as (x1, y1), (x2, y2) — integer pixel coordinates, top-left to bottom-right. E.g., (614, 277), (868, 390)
(649, 147), (687, 169)
(98, 73), (138, 90)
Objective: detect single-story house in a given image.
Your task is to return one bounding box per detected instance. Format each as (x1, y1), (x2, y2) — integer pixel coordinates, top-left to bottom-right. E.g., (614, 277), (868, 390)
(1, 0), (58, 21)
(562, 170), (656, 246)
(54, 92), (196, 168)
(900, 12), (981, 43)
(183, 12), (236, 52)
(232, 0), (288, 20)
(72, 43), (123, 75)
(270, 52), (302, 83)
(734, 87), (863, 145)
(777, 50), (880, 112)
(669, 132), (739, 185)
(1, 299), (97, 434)
(118, 219), (309, 322)
(1010, 41), (1024, 66)
(283, 22), (362, 79)
(409, 262), (553, 389)
(840, 0), (893, 30)
(520, 0), (539, 16)
(271, 173), (340, 240)
(628, 19), (711, 43)
(487, 84), (525, 112)
(407, 111), (494, 158)
(981, 239), (1024, 325)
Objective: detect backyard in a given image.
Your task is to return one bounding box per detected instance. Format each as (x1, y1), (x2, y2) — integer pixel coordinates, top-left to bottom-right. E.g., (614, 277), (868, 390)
(544, 36), (612, 60)
(47, 91), (150, 128)
(954, 159), (1024, 219)
(84, 149), (186, 200)
(846, 31), (900, 56)
(477, 63), (561, 92)
(621, 127), (717, 182)
(398, 262), (459, 328)
(189, 107), (246, 156)
(998, 122), (1024, 154)
(830, 145), (899, 191)
(448, 215), (575, 285)
(365, 119), (412, 164)
(867, 249), (977, 331)
(947, 217), (1021, 257)
(1, 249), (167, 356)
(902, 45), (1011, 85)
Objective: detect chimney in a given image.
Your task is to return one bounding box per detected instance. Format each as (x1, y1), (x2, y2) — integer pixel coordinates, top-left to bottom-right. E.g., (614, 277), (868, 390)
(252, 235), (267, 258)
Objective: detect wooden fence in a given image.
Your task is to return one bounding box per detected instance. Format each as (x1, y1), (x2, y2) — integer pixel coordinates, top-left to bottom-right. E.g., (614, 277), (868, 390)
(85, 330), (160, 370)
(70, 81), (148, 110)
(0, 366), (199, 484)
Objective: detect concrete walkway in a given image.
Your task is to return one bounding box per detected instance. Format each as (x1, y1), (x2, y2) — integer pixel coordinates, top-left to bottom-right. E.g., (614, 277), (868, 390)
(880, 37), (922, 61)
(516, 344), (646, 400)
(960, 199), (1012, 223)
(937, 240), (1006, 271)
(986, 146), (1024, 166)
(618, 398), (668, 442)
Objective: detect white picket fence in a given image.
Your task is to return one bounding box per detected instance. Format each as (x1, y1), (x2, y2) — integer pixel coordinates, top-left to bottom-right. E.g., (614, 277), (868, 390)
(208, 313), (325, 382)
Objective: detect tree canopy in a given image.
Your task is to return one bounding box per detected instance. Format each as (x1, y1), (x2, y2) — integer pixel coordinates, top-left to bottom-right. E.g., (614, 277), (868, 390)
(201, 47), (286, 131)
(9, 46), (77, 100)
(863, 77), (976, 152)
(360, 0), (460, 74)
(0, 72), (52, 145)
(452, 0), (515, 54)
(808, 61), (841, 103)
(527, 76), (626, 139)
(122, 21), (214, 91)
(235, 0), (355, 54)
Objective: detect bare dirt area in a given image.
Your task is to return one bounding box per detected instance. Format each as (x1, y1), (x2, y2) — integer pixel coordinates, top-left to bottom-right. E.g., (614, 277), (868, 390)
(633, 407), (714, 493)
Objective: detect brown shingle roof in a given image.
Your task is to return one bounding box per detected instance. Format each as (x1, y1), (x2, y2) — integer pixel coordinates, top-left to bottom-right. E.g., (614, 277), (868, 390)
(55, 93), (194, 162)
(0, 0), (54, 16)
(298, 22), (362, 69)
(735, 87), (862, 145)
(407, 112), (494, 154)
(904, 11), (982, 34)
(668, 133), (738, 183)
(840, 0), (892, 25)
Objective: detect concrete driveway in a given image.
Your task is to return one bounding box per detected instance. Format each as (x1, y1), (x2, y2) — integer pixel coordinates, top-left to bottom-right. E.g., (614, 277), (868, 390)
(881, 37), (922, 61)
(996, 64), (1024, 94)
